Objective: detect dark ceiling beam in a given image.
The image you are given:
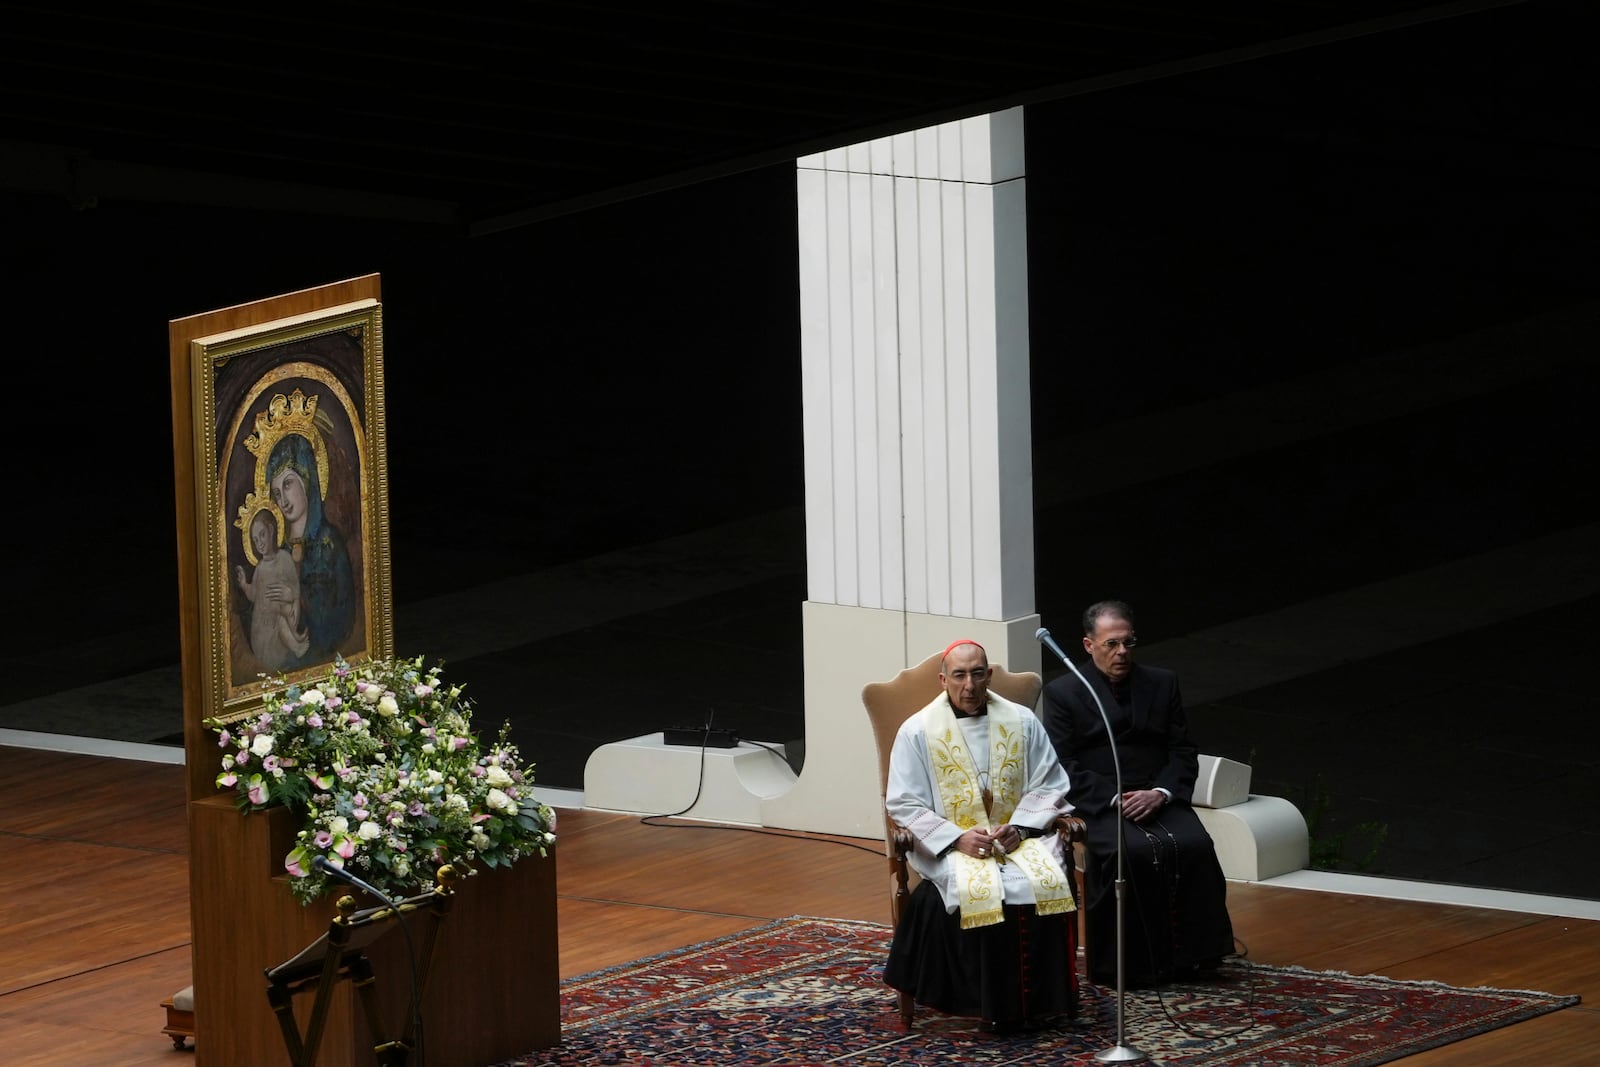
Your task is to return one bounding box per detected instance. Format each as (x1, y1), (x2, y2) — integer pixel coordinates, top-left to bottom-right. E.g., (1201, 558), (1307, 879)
(0, 0), (1530, 233)
(469, 0), (1527, 236)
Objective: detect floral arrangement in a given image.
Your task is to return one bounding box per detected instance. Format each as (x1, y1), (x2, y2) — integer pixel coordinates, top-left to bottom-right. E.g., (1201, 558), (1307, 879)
(206, 655), (556, 905)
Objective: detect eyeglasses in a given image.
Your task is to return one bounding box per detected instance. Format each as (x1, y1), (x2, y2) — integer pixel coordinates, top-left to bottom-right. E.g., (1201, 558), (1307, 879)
(1099, 638), (1137, 650)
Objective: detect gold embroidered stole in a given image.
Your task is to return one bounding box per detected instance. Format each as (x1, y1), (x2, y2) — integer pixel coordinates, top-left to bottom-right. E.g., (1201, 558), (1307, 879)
(924, 697), (1076, 928)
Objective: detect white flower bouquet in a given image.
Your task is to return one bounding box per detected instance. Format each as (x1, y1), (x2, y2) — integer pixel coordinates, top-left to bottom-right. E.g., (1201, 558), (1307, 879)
(205, 655), (556, 905)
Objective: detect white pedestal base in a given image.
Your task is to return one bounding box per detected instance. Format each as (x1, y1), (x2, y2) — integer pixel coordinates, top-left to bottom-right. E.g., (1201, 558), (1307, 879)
(759, 601), (1044, 838)
(583, 733), (798, 826)
(1195, 794), (1310, 881)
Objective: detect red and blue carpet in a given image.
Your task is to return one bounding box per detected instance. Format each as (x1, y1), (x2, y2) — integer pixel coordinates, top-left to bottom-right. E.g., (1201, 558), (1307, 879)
(496, 916), (1579, 1066)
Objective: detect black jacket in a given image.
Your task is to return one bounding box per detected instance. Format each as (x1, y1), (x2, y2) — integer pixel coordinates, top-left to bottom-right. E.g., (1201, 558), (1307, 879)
(1039, 662), (1199, 815)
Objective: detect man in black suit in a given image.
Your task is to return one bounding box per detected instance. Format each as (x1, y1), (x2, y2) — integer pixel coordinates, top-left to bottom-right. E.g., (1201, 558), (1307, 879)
(1040, 600), (1234, 987)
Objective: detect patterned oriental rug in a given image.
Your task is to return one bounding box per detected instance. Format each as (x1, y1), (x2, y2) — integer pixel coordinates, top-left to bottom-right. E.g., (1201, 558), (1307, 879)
(495, 916), (1580, 1067)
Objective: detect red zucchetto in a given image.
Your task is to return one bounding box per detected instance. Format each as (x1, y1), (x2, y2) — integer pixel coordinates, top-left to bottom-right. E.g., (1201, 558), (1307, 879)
(940, 638), (985, 663)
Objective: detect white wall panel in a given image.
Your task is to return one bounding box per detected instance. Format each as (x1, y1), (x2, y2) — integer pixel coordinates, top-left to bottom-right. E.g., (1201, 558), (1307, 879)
(963, 109), (1027, 184)
(964, 185), (1003, 619)
(868, 134), (894, 177)
(942, 178), (977, 619)
(961, 113), (990, 184)
(846, 138), (872, 176)
(891, 130), (916, 177)
(796, 167), (834, 604)
(894, 176), (928, 616)
(847, 171), (878, 607)
(826, 168), (858, 606)
(938, 118), (964, 183)
(871, 173), (903, 610)
(917, 170), (951, 616)
(914, 123), (940, 183)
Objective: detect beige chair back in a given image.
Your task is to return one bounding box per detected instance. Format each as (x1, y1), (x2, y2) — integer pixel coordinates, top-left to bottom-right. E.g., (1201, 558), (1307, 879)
(863, 652), (1043, 801)
(862, 651), (1044, 904)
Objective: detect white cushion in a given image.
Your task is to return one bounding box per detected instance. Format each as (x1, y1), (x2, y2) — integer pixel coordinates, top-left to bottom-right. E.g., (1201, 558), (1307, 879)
(1192, 754), (1251, 808)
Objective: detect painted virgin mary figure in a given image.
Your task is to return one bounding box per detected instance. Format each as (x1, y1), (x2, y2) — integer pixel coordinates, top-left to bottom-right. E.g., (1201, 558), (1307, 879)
(264, 432), (355, 666)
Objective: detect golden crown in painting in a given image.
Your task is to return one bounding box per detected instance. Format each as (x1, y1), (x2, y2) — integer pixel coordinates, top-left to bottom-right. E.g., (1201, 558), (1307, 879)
(244, 388), (320, 459)
(242, 387), (330, 501)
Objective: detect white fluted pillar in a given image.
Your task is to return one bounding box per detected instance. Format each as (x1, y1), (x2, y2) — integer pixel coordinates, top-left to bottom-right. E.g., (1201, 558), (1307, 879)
(762, 107), (1039, 837)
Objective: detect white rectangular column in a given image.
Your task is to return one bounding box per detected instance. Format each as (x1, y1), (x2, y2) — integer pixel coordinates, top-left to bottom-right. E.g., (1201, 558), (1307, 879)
(766, 109), (1040, 837)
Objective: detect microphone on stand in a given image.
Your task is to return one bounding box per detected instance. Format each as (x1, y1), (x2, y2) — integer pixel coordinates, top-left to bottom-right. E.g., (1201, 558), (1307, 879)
(309, 855), (429, 1065)
(1036, 626), (1147, 1065)
(1035, 628), (1074, 673)
(312, 854), (393, 902)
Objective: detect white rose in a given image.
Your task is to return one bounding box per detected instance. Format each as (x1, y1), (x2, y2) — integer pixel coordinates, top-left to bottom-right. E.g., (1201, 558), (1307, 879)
(358, 683), (381, 705)
(329, 816), (349, 835)
(251, 733), (274, 757)
(300, 688), (325, 706)
(358, 821), (382, 841)
(485, 765), (513, 789)
(470, 829), (491, 850)
(377, 695), (400, 717)
(486, 788), (518, 815)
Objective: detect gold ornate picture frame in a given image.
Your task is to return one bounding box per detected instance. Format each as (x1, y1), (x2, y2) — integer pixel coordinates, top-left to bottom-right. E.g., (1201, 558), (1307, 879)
(186, 298), (393, 722)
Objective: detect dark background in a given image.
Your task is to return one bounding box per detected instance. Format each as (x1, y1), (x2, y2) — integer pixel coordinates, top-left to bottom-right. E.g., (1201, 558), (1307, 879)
(5, 4), (1596, 898)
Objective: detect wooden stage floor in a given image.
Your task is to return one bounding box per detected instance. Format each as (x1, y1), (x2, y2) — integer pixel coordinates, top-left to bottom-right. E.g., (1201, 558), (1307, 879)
(1, 745), (1595, 1066)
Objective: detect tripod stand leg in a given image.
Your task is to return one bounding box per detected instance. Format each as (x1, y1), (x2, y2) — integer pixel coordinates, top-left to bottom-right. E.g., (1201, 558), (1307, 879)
(266, 981), (310, 1067)
(351, 956), (416, 1066)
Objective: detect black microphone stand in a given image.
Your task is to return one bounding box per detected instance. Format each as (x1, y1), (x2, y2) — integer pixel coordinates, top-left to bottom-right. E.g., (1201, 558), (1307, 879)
(1037, 627), (1147, 1065)
(312, 856), (429, 1066)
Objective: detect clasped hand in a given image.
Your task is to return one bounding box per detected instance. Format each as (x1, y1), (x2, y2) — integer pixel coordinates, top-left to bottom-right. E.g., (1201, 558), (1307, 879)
(1119, 788), (1166, 823)
(958, 825), (1025, 860)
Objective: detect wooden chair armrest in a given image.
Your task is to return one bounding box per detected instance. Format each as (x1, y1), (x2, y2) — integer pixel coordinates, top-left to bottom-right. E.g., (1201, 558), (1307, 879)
(887, 825), (916, 927)
(1052, 813), (1088, 844)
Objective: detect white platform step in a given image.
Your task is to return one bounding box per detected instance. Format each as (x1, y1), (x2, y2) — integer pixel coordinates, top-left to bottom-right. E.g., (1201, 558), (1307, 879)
(583, 733), (798, 825)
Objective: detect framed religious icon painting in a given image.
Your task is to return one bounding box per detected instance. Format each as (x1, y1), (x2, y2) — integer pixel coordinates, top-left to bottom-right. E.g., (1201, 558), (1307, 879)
(184, 297), (394, 722)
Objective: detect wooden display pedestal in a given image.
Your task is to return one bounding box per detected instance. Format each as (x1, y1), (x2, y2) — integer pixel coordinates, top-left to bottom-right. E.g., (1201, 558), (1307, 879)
(189, 795), (559, 1067)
